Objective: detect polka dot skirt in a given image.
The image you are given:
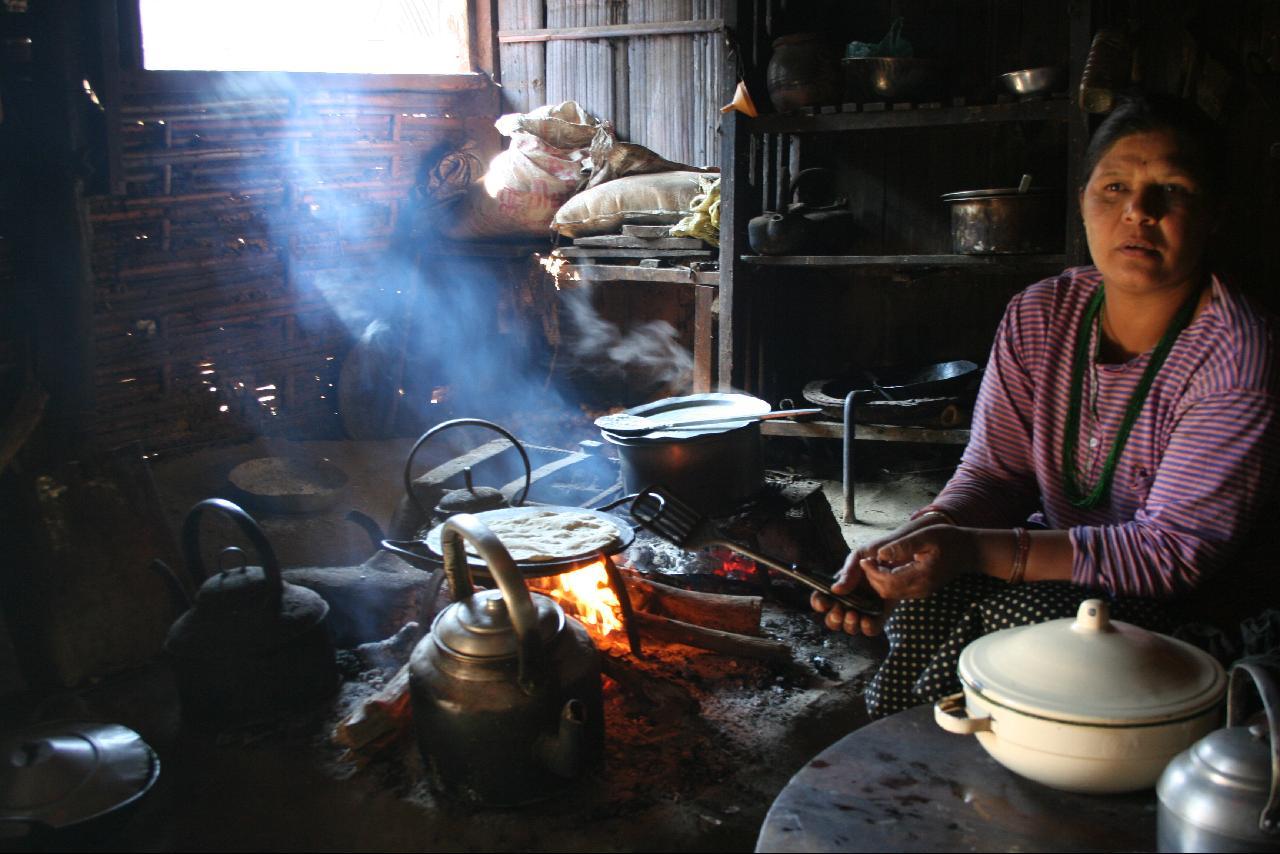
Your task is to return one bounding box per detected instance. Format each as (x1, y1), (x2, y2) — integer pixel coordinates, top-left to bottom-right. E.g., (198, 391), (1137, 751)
(865, 575), (1170, 719)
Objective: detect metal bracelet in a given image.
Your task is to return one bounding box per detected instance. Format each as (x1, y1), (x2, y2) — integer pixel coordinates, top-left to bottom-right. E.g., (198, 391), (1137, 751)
(1008, 526), (1031, 584)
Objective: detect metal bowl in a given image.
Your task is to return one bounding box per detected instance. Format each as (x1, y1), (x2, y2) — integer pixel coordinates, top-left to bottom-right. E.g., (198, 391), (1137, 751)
(841, 57), (943, 103)
(999, 66), (1066, 98)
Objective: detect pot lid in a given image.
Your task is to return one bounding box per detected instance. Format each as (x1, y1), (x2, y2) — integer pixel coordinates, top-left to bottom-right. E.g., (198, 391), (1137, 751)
(940, 187), (1056, 201)
(600, 393), (770, 443)
(0, 722), (158, 830)
(432, 589), (564, 659)
(959, 599), (1226, 724)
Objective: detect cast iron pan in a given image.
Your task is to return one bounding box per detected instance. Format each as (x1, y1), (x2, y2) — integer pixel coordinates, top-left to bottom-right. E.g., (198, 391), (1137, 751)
(382, 505), (636, 580)
(803, 360), (982, 420)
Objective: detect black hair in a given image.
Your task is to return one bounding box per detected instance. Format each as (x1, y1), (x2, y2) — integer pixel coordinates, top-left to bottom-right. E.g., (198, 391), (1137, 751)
(1081, 91), (1227, 197)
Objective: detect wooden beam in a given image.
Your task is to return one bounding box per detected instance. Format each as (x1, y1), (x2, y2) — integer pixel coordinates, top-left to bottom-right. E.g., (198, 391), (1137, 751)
(692, 284), (717, 392)
(498, 19), (723, 44)
(553, 264), (719, 286)
(761, 420), (972, 445)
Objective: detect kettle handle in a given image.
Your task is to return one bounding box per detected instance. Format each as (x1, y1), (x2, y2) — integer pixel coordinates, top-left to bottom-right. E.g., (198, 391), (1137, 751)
(1227, 659), (1280, 834)
(181, 498), (283, 610)
(787, 167), (844, 208)
(402, 419), (533, 521)
(439, 513), (544, 693)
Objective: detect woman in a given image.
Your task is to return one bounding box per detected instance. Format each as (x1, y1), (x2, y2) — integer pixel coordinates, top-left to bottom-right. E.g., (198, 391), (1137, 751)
(813, 91), (1280, 719)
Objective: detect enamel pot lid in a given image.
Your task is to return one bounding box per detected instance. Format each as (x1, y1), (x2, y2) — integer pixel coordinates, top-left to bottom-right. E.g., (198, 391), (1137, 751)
(958, 599), (1226, 725)
(0, 721), (159, 831)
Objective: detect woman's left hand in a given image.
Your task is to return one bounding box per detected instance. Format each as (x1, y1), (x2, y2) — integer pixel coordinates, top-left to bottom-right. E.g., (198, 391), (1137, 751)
(859, 524), (979, 600)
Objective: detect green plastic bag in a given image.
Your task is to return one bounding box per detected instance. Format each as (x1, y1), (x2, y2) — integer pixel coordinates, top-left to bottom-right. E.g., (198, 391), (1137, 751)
(845, 17), (914, 58)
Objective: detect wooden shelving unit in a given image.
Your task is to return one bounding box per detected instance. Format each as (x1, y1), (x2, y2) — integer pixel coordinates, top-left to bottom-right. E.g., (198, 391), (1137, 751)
(741, 253), (1067, 270)
(747, 97), (1070, 134)
(716, 1), (1094, 446)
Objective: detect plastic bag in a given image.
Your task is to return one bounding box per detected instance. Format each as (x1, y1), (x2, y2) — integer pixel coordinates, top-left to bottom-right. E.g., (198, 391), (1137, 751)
(441, 101), (600, 240)
(670, 175), (721, 247)
(845, 17), (914, 58)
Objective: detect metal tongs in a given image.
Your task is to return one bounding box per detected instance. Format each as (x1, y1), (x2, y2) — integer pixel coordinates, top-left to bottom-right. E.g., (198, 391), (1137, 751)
(629, 485), (883, 617)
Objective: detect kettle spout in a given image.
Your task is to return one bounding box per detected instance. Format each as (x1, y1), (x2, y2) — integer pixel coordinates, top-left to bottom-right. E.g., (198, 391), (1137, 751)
(537, 698), (588, 779)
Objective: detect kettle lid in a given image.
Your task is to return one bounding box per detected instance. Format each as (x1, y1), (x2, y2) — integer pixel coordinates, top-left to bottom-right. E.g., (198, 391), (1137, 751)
(435, 485), (507, 516)
(432, 588), (564, 659)
(1187, 723), (1273, 788)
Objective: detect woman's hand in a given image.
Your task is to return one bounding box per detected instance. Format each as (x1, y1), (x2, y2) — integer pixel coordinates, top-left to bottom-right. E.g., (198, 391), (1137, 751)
(811, 523), (981, 636)
(810, 547), (894, 637)
(860, 524), (979, 600)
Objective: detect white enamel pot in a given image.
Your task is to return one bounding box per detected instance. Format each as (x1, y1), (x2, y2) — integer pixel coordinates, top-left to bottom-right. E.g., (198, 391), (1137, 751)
(934, 598), (1227, 793)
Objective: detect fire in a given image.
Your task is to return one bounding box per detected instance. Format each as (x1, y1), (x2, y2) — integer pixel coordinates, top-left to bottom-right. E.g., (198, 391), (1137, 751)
(714, 549), (758, 581)
(531, 560), (623, 639)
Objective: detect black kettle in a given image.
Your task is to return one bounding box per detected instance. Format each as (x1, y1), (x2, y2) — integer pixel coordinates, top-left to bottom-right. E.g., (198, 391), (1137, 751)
(748, 168), (854, 255)
(154, 498), (338, 726)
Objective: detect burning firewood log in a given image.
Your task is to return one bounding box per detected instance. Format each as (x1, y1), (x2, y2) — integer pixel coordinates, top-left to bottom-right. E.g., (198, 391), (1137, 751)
(629, 612), (791, 664)
(332, 663), (412, 759)
(621, 573), (763, 637)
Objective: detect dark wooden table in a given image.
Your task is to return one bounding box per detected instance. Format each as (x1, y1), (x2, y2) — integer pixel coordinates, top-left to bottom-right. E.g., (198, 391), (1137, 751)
(755, 703), (1159, 852)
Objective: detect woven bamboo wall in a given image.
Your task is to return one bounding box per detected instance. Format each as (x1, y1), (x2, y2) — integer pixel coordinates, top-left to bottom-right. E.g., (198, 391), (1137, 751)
(86, 81), (497, 451)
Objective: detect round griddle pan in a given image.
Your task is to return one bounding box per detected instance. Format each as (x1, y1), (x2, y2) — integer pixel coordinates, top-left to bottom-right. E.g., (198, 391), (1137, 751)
(383, 505), (636, 580)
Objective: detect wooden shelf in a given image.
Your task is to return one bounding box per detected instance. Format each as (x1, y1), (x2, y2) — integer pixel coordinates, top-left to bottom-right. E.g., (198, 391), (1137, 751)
(741, 253), (1067, 270)
(747, 97), (1071, 134)
(761, 419), (971, 445)
(552, 263), (719, 287)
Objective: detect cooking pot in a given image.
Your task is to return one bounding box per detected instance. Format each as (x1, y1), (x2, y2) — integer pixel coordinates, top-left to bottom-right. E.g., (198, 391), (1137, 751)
(934, 598), (1226, 793)
(941, 183), (1063, 254)
(408, 513), (603, 806)
(1157, 658), (1280, 852)
(600, 393), (769, 516)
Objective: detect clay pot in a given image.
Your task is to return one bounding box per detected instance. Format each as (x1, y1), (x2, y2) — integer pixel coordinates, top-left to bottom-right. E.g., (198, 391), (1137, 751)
(767, 33), (843, 113)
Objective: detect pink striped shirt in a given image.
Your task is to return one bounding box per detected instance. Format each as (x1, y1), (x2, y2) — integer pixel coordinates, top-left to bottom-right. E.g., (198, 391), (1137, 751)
(932, 266), (1280, 603)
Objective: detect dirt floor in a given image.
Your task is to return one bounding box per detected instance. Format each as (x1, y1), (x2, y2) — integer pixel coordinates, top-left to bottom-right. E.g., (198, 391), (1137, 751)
(3, 435), (952, 852)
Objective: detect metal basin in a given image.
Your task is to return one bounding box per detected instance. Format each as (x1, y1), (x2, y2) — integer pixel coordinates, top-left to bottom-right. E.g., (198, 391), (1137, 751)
(841, 57), (943, 103)
(999, 66), (1067, 98)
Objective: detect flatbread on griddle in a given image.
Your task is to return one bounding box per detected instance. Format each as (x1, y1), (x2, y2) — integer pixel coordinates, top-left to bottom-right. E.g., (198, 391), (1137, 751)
(470, 510), (622, 562)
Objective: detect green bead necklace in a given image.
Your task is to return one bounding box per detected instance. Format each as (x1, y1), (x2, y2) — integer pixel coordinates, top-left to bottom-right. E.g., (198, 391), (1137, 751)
(1062, 283), (1201, 509)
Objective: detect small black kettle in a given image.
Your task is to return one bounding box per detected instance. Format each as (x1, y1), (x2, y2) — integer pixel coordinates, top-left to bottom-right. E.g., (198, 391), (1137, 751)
(154, 498), (338, 725)
(748, 168), (854, 255)
(401, 418), (532, 526)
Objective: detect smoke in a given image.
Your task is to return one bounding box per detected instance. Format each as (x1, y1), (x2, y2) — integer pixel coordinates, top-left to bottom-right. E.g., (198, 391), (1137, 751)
(560, 287), (693, 401)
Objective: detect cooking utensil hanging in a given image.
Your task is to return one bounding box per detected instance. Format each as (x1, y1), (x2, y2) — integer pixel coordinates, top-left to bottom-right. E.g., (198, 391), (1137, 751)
(595, 407), (821, 438)
(630, 485), (883, 616)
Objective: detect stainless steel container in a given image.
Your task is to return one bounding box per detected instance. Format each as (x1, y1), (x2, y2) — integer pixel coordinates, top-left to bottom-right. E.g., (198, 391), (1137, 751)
(600, 393), (769, 517)
(941, 186), (1063, 254)
(1157, 659), (1280, 852)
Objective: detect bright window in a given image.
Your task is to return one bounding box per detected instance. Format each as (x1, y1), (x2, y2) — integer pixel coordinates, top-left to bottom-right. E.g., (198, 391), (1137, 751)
(138, 0), (471, 74)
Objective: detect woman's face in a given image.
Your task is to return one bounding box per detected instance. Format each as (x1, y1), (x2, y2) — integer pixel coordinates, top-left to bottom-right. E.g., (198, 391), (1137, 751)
(1079, 128), (1215, 297)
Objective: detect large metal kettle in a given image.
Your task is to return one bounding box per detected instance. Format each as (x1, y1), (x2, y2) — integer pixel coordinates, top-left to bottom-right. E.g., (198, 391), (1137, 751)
(407, 513), (604, 806)
(155, 498), (338, 725)
(1157, 658), (1280, 852)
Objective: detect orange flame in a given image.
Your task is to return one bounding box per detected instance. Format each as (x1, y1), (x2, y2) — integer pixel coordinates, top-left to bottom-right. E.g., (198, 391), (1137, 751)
(531, 560), (623, 639)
